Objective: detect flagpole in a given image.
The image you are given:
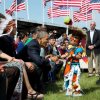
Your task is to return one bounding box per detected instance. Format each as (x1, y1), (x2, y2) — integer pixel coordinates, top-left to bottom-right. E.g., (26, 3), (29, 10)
(71, 7), (73, 22)
(26, 0), (29, 20)
(43, 0), (44, 26)
(51, 0), (53, 23)
(15, 0), (17, 41)
(67, 0), (68, 36)
(92, 10), (94, 21)
(4, 0), (5, 15)
(94, 10), (95, 21)
(85, 1), (88, 28)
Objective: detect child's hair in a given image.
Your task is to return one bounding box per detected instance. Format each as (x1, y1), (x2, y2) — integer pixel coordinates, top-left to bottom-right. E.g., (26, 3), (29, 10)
(72, 35), (81, 43)
(60, 42), (65, 46)
(62, 33), (67, 36)
(49, 35), (56, 40)
(63, 38), (69, 42)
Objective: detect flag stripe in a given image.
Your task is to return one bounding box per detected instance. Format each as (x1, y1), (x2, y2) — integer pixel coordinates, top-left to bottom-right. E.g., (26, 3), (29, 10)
(43, 0), (53, 7)
(80, 0), (100, 14)
(53, 0), (82, 7)
(47, 6), (70, 19)
(73, 11), (92, 22)
(6, 0), (25, 14)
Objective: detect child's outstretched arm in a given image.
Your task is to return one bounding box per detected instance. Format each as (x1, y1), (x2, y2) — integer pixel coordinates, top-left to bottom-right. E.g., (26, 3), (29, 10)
(60, 54), (66, 58)
(66, 54), (82, 60)
(75, 55), (82, 59)
(60, 52), (69, 58)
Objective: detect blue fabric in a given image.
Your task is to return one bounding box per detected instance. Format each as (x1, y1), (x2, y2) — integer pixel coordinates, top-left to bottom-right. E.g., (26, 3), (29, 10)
(7, 35), (14, 45)
(16, 41), (24, 53)
(65, 81), (69, 88)
(84, 30), (86, 33)
(75, 48), (83, 55)
(71, 64), (79, 73)
(49, 61), (56, 82)
(70, 47), (83, 74)
(69, 46), (83, 55)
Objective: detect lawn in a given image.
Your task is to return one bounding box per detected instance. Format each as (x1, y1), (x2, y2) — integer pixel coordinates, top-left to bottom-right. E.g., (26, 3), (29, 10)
(43, 73), (100, 100)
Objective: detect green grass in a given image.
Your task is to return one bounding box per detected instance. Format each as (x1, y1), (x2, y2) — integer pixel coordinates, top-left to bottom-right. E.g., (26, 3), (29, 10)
(43, 73), (100, 100)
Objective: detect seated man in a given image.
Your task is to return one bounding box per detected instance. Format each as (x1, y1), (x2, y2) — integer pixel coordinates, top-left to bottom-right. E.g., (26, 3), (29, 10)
(18, 31), (58, 83)
(0, 64), (6, 100)
(48, 35), (63, 74)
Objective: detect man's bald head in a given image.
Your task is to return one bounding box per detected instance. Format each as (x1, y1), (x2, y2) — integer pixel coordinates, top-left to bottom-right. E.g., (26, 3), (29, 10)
(90, 21), (96, 30)
(40, 25), (47, 31)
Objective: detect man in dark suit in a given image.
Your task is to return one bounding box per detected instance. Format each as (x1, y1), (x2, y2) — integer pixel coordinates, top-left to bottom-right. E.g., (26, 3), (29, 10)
(86, 21), (100, 77)
(18, 31), (58, 83)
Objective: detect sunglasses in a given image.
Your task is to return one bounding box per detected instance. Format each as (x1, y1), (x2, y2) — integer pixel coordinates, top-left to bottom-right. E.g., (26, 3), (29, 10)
(60, 45), (65, 46)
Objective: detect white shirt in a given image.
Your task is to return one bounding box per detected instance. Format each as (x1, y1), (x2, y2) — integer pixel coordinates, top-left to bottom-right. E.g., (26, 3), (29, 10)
(90, 29), (95, 44)
(58, 36), (63, 45)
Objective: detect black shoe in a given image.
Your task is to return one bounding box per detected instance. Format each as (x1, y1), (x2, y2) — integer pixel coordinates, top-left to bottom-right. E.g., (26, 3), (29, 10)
(87, 76), (92, 78)
(27, 92), (44, 99)
(96, 80), (100, 85)
(96, 77), (100, 85)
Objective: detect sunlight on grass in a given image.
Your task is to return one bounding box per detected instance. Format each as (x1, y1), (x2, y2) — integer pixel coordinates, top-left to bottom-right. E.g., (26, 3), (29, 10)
(44, 73), (100, 100)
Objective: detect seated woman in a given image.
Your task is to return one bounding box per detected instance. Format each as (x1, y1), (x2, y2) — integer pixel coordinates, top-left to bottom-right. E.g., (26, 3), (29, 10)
(16, 32), (28, 54)
(0, 13), (44, 100)
(0, 50), (44, 100)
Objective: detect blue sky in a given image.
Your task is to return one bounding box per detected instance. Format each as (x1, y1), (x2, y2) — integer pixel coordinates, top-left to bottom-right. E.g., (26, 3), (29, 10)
(0, 0), (100, 30)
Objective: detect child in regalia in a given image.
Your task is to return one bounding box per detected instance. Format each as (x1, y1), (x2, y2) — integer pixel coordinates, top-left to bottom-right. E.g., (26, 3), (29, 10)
(61, 26), (87, 97)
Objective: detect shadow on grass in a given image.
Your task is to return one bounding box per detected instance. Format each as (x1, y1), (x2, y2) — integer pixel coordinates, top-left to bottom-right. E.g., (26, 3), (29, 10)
(43, 79), (65, 94)
(83, 86), (100, 94)
(44, 84), (64, 94)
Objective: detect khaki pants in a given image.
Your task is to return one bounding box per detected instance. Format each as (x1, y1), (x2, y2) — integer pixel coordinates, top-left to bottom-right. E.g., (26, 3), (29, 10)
(87, 50), (100, 75)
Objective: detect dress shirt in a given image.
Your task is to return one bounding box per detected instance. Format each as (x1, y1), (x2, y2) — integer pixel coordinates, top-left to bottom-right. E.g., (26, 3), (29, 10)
(58, 36), (63, 45)
(90, 29), (95, 44)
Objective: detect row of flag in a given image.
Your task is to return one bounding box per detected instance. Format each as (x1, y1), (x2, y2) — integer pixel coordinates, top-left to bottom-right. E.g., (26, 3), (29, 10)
(47, 6), (70, 18)
(0, 0), (25, 15)
(0, 0), (100, 23)
(44, 0), (82, 7)
(44, 0), (100, 22)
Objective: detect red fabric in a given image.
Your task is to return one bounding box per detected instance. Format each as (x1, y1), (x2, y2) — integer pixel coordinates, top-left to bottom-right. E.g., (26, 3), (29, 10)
(81, 37), (85, 48)
(13, 43), (18, 50)
(65, 21), (73, 25)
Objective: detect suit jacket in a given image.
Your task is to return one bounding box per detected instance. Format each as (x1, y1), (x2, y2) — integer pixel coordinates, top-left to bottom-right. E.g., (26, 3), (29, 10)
(18, 39), (51, 68)
(0, 36), (17, 61)
(86, 29), (100, 56)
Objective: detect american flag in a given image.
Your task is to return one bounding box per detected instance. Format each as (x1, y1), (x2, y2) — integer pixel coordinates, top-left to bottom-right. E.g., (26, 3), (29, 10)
(98, 10), (100, 13)
(47, 6), (70, 19)
(89, 0), (100, 11)
(79, 0), (91, 14)
(43, 0), (54, 7)
(80, 0), (100, 14)
(6, 0), (25, 14)
(53, 0), (82, 7)
(73, 10), (92, 22)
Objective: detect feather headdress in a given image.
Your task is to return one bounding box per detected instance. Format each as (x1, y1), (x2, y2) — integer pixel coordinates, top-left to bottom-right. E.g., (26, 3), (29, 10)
(0, 13), (13, 37)
(68, 26), (87, 48)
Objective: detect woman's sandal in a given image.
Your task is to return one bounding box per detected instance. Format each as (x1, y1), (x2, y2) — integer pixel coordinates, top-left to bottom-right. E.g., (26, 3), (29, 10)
(27, 92), (43, 99)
